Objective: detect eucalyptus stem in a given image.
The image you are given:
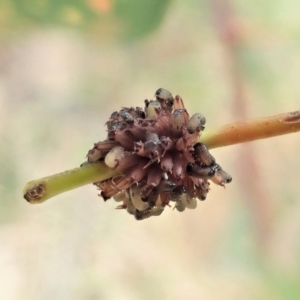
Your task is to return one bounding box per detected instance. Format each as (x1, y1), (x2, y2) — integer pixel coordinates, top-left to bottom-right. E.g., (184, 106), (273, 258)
(23, 109), (300, 204)
(23, 162), (119, 204)
(201, 110), (300, 149)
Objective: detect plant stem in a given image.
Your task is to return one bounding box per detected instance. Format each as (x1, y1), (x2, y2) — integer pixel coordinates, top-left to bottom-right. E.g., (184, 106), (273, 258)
(23, 109), (300, 204)
(201, 110), (300, 149)
(23, 162), (119, 204)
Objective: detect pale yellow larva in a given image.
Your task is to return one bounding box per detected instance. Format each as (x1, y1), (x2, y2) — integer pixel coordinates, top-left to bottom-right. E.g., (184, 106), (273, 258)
(104, 146), (124, 169)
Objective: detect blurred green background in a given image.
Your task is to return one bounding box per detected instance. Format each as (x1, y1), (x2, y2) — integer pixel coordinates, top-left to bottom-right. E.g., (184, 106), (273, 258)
(1, 0), (300, 299)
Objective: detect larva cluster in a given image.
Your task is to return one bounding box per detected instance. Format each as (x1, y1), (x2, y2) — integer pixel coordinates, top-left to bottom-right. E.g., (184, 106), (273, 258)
(82, 88), (232, 220)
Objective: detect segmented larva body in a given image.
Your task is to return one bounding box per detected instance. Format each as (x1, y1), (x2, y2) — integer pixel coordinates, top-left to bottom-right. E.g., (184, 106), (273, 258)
(187, 113), (206, 134)
(104, 146), (124, 169)
(82, 88), (232, 220)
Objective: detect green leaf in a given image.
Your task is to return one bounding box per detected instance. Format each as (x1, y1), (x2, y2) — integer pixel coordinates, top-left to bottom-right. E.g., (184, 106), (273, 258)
(114, 0), (172, 40)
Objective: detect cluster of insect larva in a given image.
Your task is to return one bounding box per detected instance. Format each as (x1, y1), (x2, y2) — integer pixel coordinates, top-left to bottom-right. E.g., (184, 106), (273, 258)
(81, 88), (232, 220)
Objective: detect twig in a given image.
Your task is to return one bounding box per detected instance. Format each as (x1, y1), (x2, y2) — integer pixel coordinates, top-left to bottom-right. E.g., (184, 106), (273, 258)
(23, 162), (119, 204)
(23, 110), (300, 204)
(201, 110), (300, 149)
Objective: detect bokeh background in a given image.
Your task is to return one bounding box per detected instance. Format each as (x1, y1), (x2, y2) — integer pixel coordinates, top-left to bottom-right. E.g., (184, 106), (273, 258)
(1, 0), (300, 299)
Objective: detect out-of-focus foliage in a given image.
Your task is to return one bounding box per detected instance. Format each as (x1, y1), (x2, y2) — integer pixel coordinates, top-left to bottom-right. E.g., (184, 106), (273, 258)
(2, 0), (171, 40)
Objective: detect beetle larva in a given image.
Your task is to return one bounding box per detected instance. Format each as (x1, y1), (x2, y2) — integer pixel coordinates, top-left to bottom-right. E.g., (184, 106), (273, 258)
(155, 88), (174, 112)
(134, 206), (164, 220)
(186, 162), (216, 179)
(193, 142), (215, 167)
(144, 100), (161, 120)
(171, 109), (189, 139)
(104, 146), (124, 169)
(187, 113), (206, 134)
(128, 186), (149, 211)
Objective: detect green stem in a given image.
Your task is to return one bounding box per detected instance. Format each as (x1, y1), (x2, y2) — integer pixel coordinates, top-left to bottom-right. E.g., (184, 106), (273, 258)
(23, 109), (300, 204)
(23, 162), (119, 204)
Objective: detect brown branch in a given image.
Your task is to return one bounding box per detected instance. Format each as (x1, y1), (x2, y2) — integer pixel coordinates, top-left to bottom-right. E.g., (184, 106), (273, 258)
(201, 110), (300, 149)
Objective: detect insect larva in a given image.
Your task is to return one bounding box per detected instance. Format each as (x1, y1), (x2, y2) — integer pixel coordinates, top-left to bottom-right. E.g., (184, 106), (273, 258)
(128, 186), (149, 211)
(193, 143), (215, 167)
(185, 197), (197, 209)
(171, 109), (189, 138)
(211, 167), (232, 186)
(145, 100), (161, 120)
(155, 88), (174, 112)
(104, 146), (124, 168)
(186, 163), (216, 178)
(134, 206), (164, 220)
(187, 113), (206, 134)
